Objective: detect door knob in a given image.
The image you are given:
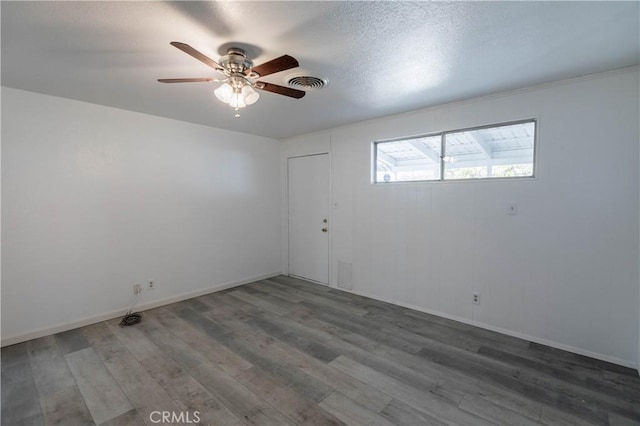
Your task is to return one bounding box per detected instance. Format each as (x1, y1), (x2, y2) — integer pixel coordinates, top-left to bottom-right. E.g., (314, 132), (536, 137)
(322, 228), (328, 233)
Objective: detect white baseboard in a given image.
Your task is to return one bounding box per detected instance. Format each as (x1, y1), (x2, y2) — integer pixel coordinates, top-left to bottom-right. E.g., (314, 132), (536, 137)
(1, 272), (281, 347)
(5, 271), (636, 371)
(333, 286), (638, 370)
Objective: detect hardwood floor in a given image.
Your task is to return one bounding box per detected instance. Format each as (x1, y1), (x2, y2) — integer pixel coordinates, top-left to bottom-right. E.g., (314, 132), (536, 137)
(2, 275), (639, 425)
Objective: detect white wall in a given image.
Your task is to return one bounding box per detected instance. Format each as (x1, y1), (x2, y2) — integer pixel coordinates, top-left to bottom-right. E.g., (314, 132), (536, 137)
(282, 68), (640, 367)
(2, 87), (282, 344)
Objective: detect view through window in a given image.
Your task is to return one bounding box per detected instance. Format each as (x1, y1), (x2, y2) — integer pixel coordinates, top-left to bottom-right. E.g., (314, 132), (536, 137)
(374, 120), (536, 183)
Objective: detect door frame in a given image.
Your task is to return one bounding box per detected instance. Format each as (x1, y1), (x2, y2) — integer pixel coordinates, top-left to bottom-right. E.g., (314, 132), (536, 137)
(285, 152), (332, 286)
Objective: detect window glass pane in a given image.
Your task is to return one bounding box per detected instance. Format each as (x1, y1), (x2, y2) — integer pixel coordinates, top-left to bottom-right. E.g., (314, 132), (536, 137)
(444, 121), (535, 180)
(375, 136), (441, 183)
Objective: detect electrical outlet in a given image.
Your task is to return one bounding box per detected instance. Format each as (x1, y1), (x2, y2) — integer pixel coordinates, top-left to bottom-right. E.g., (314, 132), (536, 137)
(133, 284), (142, 295)
(148, 280), (155, 290)
(472, 292), (481, 305)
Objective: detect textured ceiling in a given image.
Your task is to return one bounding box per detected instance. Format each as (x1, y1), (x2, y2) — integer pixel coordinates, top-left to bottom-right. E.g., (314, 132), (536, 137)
(2, 1), (639, 139)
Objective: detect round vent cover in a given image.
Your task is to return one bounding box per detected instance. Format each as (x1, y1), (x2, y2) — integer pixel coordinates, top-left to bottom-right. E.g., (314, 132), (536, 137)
(286, 75), (327, 91)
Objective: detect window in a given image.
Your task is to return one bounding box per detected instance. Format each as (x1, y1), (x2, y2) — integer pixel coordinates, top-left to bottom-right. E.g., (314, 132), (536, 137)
(375, 135), (441, 183)
(374, 120), (536, 183)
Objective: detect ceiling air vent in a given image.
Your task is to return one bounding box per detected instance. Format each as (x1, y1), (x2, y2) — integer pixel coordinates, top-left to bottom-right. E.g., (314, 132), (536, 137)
(286, 75), (327, 91)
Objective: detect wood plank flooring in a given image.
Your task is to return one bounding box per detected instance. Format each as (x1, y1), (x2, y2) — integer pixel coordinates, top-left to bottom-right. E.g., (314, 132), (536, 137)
(2, 275), (639, 425)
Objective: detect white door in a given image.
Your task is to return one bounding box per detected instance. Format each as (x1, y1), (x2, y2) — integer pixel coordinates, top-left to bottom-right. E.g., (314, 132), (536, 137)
(288, 154), (330, 284)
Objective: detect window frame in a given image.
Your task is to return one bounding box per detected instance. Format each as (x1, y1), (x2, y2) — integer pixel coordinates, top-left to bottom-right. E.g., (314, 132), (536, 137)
(372, 118), (537, 184)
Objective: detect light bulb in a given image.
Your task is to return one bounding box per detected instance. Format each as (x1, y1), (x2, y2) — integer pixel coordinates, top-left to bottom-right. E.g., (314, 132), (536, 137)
(214, 83), (233, 103)
(241, 85), (260, 105)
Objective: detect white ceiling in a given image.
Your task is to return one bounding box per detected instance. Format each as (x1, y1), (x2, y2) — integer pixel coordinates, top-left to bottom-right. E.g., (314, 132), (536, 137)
(2, 1), (639, 139)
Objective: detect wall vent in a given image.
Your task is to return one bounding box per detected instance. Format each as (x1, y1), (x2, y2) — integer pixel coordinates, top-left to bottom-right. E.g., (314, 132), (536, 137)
(286, 75), (327, 91)
(337, 261), (353, 290)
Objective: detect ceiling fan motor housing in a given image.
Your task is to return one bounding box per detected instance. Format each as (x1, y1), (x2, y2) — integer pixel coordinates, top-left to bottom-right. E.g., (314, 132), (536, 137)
(220, 47), (254, 74)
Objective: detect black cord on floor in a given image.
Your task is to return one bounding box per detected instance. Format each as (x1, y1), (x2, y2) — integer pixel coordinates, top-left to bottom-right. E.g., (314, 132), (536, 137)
(119, 312), (142, 327)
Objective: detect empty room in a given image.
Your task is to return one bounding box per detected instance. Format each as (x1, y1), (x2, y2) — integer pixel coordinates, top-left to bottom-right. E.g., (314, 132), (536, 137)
(1, 1), (639, 425)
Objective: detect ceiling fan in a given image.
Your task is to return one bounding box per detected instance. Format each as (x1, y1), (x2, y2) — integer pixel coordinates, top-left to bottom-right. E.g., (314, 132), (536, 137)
(159, 42), (305, 117)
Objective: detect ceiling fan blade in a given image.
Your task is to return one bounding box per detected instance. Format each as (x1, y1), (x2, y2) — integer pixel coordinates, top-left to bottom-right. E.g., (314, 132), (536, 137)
(256, 82), (305, 99)
(251, 55), (299, 77)
(170, 41), (222, 71)
(158, 78), (214, 83)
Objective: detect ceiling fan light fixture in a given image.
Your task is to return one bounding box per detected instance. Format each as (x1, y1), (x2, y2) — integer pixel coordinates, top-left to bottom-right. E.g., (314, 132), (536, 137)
(214, 83), (233, 103)
(229, 90), (247, 109)
(242, 85), (260, 105)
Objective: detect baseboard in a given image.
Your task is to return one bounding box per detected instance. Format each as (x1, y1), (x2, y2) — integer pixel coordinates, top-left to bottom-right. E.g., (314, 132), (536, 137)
(334, 286), (638, 370)
(1, 271), (281, 347)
